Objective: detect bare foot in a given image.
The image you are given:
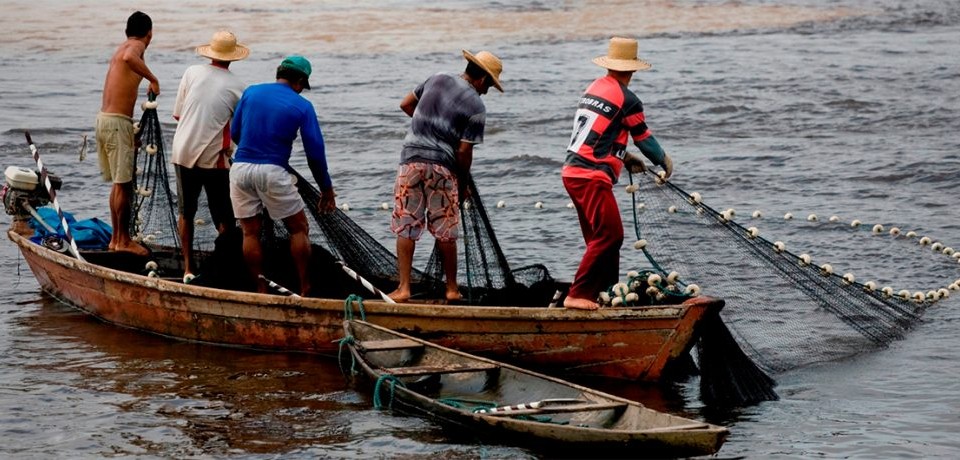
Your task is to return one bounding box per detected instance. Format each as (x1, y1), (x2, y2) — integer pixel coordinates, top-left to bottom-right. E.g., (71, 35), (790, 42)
(388, 289), (410, 303)
(114, 241), (150, 257)
(445, 290), (462, 302)
(563, 297), (599, 310)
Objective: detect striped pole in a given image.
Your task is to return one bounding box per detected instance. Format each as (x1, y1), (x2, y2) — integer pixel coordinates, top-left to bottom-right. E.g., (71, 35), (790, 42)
(473, 398), (586, 415)
(24, 131), (84, 262)
(547, 289), (563, 308)
(258, 274), (301, 298)
(474, 401), (545, 414)
(337, 262), (396, 304)
(337, 261), (397, 303)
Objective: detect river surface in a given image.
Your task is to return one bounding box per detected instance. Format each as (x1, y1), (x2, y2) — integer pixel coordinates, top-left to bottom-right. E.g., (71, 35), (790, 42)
(1, 0), (959, 458)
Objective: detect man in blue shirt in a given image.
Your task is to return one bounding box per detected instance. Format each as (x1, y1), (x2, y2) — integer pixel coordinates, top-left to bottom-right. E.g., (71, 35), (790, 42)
(230, 55), (336, 296)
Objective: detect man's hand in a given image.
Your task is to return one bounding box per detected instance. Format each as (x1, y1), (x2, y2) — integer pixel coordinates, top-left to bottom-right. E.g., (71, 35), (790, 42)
(624, 153), (646, 174)
(147, 80), (160, 97)
(318, 188), (337, 213)
(660, 153), (674, 180)
(457, 180), (472, 205)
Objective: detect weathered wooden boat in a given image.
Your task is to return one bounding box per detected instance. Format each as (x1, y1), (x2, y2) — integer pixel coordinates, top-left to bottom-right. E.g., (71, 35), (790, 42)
(343, 319), (729, 457)
(4, 160), (721, 382)
(7, 225), (721, 381)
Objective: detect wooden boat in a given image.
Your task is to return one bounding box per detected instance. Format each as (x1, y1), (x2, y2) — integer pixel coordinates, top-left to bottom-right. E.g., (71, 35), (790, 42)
(7, 224), (721, 381)
(343, 319), (729, 457)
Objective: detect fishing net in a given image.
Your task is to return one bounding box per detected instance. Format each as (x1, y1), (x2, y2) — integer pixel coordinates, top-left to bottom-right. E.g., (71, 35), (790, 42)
(130, 95), (179, 251)
(621, 171), (951, 377)
(292, 171), (557, 305)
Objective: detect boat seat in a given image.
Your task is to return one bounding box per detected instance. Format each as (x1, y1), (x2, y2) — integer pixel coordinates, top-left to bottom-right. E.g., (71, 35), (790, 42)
(382, 363), (500, 377)
(479, 401), (628, 417)
(358, 338), (424, 352)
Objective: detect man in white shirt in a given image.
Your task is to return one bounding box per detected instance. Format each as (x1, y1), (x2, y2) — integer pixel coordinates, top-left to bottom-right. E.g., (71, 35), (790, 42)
(172, 30), (249, 283)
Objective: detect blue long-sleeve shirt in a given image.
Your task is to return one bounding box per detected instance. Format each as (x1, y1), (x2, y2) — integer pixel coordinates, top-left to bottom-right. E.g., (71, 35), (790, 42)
(231, 82), (332, 190)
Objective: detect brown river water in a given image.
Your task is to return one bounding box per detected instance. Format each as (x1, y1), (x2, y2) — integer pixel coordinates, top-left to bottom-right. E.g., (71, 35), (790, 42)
(2, 0), (959, 458)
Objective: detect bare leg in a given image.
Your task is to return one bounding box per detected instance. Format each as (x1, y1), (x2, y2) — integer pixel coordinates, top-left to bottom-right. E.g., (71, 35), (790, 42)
(283, 211), (312, 297)
(437, 240), (460, 301)
(178, 213), (194, 276)
(238, 216), (266, 293)
(389, 236), (415, 302)
(110, 182), (148, 256)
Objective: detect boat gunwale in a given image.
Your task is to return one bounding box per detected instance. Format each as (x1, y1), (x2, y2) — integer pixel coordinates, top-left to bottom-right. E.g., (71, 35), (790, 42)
(9, 229), (714, 322)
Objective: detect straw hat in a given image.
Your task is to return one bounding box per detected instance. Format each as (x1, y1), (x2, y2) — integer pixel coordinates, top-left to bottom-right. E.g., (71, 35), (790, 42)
(462, 50), (504, 92)
(196, 30), (250, 62)
(592, 37), (651, 72)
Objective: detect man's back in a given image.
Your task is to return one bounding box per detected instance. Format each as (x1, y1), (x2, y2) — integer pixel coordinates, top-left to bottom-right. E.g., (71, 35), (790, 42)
(401, 72), (486, 169)
(100, 39), (147, 117)
(232, 82), (318, 167)
(172, 64), (245, 168)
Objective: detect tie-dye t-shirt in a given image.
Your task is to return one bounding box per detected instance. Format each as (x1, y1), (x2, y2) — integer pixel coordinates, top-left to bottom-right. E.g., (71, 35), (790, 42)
(399, 72), (485, 171)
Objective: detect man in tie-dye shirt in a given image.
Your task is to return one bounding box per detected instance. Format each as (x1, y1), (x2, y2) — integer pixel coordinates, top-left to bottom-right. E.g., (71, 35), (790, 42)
(389, 49), (504, 303)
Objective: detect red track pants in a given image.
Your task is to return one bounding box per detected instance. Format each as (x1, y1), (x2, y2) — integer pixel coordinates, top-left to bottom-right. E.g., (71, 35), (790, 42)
(563, 176), (623, 301)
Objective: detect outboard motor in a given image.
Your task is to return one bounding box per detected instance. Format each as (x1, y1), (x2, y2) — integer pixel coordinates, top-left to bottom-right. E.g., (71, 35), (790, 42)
(1, 165), (61, 222)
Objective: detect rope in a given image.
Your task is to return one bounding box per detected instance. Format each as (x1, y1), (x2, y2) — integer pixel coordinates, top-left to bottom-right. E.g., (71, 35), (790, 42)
(373, 374), (406, 409)
(438, 396), (498, 410)
(343, 294), (366, 320)
(335, 335), (357, 376)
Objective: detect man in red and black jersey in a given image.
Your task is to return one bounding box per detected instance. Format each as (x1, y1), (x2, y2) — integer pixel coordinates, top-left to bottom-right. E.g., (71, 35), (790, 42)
(562, 37), (674, 310)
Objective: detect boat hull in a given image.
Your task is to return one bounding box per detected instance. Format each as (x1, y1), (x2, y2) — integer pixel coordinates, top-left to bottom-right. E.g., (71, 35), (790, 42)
(10, 230), (720, 381)
(346, 320), (729, 457)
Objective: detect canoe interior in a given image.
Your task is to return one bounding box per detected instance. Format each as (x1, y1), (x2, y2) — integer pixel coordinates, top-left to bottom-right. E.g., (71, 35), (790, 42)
(75, 228), (568, 307)
(345, 320), (728, 457)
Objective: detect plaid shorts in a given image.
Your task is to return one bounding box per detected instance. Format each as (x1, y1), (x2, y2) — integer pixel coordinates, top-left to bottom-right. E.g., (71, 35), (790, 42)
(391, 163), (459, 242)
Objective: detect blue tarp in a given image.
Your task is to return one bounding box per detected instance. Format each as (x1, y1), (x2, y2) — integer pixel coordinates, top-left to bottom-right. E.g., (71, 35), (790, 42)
(28, 207), (112, 250)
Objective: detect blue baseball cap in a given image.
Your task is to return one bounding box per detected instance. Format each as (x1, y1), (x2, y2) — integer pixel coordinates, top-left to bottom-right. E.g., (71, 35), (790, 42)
(279, 55), (312, 90)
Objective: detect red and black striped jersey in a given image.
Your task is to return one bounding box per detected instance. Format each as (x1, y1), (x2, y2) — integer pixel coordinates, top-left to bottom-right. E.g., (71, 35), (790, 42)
(562, 75), (652, 184)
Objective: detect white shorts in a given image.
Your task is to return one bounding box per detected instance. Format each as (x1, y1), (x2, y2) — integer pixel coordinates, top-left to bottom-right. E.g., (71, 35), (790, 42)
(229, 162), (304, 220)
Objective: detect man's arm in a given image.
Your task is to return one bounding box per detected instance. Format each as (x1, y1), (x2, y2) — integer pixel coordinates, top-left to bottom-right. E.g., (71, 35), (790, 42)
(400, 92), (418, 117)
(230, 96), (245, 145)
(122, 43), (160, 96)
(633, 135), (672, 179)
(455, 141), (474, 174)
(301, 107), (336, 212)
(172, 69), (189, 121)
(454, 141), (474, 201)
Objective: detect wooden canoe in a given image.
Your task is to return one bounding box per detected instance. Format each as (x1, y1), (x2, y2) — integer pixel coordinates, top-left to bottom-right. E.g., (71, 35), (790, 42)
(7, 227), (721, 381)
(343, 319), (729, 457)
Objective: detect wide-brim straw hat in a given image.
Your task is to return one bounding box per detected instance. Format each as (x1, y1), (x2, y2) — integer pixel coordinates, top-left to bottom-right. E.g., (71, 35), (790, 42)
(463, 49), (504, 92)
(592, 37), (651, 72)
(196, 30), (250, 62)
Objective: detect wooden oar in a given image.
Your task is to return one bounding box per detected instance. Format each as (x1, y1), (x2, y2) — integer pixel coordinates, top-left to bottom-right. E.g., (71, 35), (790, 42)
(24, 131), (85, 262)
(337, 261), (396, 304)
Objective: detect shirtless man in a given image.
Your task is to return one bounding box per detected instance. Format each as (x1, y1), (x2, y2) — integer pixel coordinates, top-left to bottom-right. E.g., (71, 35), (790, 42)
(95, 11), (159, 256)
